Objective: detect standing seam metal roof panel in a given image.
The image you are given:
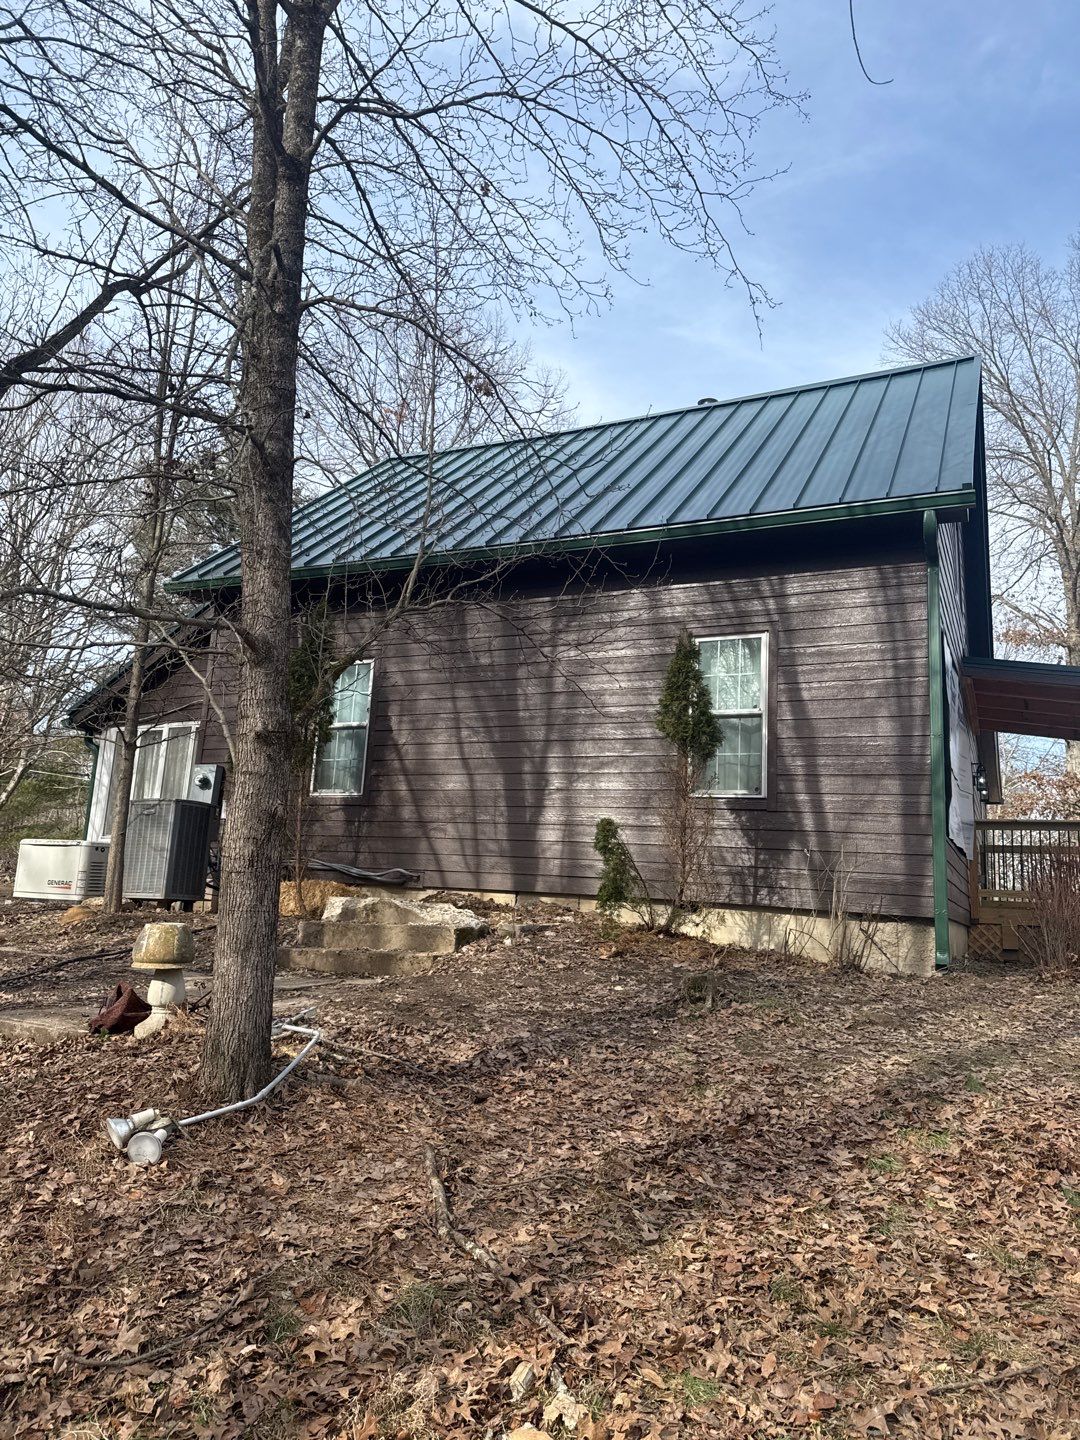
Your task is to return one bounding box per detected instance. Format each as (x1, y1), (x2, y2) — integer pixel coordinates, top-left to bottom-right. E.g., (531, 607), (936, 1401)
(168, 357), (982, 589)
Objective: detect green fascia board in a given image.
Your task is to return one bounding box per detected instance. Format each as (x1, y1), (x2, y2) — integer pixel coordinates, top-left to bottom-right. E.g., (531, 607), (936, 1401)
(165, 488), (977, 594)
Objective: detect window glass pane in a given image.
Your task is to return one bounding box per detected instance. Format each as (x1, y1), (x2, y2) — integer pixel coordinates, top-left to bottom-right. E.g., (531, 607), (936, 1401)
(333, 663), (372, 726)
(131, 728), (164, 801)
(701, 714), (763, 796)
(708, 637), (762, 710)
(698, 637), (762, 711)
(314, 726), (368, 793)
(697, 639), (719, 677)
(100, 733), (119, 833)
(161, 727), (195, 798)
(735, 637), (762, 709)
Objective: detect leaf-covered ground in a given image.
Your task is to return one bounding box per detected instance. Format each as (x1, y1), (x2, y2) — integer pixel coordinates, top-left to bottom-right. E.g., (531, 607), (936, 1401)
(0, 900), (1078, 1439)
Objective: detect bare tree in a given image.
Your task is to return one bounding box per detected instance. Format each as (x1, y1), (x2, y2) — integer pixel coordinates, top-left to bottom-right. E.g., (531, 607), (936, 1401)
(0, 395), (119, 816)
(996, 735), (1080, 820)
(0, 235), (217, 402)
(1, 0), (797, 1098)
(99, 268), (228, 912)
(887, 236), (1080, 773)
(307, 201), (571, 471)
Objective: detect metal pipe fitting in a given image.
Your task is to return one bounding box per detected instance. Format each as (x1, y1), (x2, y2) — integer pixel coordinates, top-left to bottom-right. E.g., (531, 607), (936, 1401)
(105, 1108), (162, 1150)
(105, 1016), (321, 1164)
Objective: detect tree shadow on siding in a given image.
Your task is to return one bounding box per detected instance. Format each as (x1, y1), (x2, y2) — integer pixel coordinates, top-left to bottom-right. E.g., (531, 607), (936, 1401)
(626, 550), (932, 949)
(331, 578), (610, 894)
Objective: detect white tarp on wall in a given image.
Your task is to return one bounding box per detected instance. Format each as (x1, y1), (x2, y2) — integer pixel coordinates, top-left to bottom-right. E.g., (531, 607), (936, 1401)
(944, 631), (976, 859)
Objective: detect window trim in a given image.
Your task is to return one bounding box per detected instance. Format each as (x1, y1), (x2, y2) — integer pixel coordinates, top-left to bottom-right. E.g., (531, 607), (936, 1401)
(88, 720), (199, 840)
(310, 659), (374, 799)
(693, 631), (770, 800)
(131, 721), (198, 804)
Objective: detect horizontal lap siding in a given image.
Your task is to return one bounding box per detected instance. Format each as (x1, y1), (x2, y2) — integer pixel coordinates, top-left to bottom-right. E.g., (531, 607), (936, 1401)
(121, 549), (934, 919)
(333, 554), (933, 917)
(133, 651), (235, 767)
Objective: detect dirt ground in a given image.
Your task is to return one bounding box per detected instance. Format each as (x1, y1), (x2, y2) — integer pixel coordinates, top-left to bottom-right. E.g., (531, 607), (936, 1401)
(0, 898), (1078, 1440)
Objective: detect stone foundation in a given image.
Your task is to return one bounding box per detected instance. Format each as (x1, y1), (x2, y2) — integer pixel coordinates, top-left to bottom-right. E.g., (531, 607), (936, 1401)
(384, 885), (941, 977)
(279, 893), (489, 976)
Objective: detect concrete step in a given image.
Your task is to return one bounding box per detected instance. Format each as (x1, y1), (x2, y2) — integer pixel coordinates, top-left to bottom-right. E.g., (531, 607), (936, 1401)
(297, 919), (479, 953)
(277, 946), (439, 978)
(0, 1008), (87, 1043)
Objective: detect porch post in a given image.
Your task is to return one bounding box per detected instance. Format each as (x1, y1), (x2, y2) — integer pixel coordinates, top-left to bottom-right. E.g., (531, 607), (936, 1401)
(923, 511), (951, 969)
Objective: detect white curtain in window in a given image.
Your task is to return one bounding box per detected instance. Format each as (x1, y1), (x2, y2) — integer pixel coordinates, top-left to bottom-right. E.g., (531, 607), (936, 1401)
(313, 662), (372, 794)
(697, 636), (766, 797)
(88, 722), (198, 838)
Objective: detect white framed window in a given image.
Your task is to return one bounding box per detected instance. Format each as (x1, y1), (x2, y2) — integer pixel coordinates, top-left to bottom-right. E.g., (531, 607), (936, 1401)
(88, 721), (198, 839)
(312, 661), (373, 796)
(695, 633), (768, 798)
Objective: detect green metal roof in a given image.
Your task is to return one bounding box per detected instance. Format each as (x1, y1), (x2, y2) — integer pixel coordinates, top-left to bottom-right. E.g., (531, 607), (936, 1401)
(170, 356), (982, 590)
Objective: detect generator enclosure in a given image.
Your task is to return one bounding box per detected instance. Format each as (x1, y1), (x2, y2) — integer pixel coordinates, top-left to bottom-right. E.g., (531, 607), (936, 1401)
(124, 799), (213, 904)
(14, 840), (110, 901)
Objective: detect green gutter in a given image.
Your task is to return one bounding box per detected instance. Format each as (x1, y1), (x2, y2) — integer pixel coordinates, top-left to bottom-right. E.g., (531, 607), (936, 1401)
(923, 512), (951, 970)
(165, 489), (977, 594)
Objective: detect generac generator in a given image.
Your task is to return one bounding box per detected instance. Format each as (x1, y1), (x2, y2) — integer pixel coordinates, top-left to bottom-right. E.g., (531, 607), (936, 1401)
(13, 839), (110, 901)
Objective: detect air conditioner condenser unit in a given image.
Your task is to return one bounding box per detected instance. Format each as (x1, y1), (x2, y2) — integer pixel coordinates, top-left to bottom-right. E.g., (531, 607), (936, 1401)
(14, 839), (110, 902)
(124, 799), (213, 905)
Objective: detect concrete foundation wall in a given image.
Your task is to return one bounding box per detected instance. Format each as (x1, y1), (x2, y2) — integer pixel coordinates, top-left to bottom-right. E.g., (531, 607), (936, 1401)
(398, 884), (941, 977)
(949, 919), (970, 962)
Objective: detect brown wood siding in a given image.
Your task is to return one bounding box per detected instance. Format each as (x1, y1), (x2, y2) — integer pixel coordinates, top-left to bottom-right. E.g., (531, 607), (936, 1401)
(131, 648), (236, 767)
(128, 544), (934, 920)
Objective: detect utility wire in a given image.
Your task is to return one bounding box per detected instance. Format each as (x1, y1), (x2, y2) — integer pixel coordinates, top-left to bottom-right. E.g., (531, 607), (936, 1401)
(849, 0), (893, 86)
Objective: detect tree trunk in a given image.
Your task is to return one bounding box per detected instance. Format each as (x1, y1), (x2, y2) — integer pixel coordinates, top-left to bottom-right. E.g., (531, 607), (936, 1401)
(1064, 591), (1080, 778)
(0, 751), (31, 812)
(200, 2), (327, 1100)
(102, 273), (180, 912)
(101, 617), (150, 912)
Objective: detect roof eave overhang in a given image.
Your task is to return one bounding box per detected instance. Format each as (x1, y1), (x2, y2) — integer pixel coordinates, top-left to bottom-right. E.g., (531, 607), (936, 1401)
(166, 488), (978, 596)
(962, 657), (1080, 743)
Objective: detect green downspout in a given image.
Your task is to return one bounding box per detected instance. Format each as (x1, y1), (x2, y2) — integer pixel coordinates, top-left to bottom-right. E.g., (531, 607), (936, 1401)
(80, 734), (99, 840)
(923, 512), (951, 970)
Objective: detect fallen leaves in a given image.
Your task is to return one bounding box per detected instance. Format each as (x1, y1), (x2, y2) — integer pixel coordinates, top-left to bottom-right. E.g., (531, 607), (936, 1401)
(0, 902), (1078, 1438)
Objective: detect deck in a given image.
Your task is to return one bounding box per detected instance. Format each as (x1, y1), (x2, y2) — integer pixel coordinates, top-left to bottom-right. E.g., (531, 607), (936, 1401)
(971, 819), (1080, 954)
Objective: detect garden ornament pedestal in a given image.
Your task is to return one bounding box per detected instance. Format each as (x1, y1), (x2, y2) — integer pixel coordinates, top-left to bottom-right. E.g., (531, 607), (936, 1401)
(130, 922), (192, 1039)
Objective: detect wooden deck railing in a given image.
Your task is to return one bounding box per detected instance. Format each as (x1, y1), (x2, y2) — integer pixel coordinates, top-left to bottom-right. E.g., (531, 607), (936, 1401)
(975, 819), (1080, 909)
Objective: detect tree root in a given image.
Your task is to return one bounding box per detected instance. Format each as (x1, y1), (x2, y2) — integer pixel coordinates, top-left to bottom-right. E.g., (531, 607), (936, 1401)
(928, 1359), (1056, 1396)
(53, 1299), (237, 1373)
(422, 1143), (571, 1348)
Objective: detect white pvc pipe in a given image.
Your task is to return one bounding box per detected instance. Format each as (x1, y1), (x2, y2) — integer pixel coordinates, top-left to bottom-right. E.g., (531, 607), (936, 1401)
(176, 1024), (321, 1130)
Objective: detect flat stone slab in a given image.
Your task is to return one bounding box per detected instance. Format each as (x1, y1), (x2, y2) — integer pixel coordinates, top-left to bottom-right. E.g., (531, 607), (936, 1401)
(277, 946), (438, 978)
(319, 895), (487, 952)
(273, 974), (335, 991)
(0, 1008), (86, 1043)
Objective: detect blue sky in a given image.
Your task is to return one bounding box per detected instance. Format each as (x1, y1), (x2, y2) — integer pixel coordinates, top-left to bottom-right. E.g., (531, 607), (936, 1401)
(529, 1), (1080, 424)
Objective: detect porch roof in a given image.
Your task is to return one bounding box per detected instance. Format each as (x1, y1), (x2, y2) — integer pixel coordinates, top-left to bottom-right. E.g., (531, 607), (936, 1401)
(962, 657), (1080, 741)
